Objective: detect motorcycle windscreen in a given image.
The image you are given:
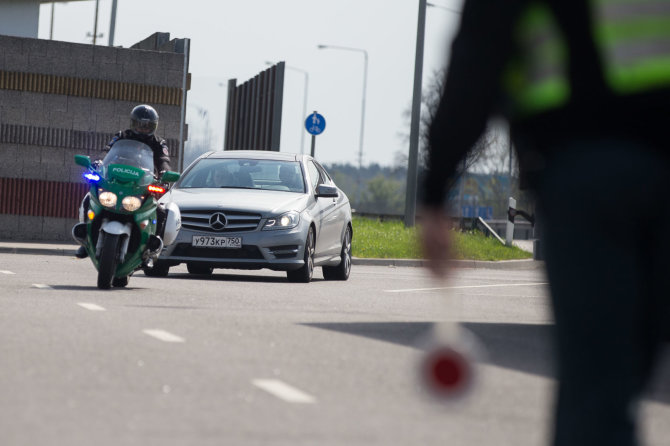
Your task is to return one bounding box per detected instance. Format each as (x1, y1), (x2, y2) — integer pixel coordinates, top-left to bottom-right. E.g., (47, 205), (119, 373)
(101, 140), (155, 185)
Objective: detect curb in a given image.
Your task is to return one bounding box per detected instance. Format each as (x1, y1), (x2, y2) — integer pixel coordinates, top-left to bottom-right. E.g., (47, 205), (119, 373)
(0, 243), (544, 271)
(352, 257), (544, 270)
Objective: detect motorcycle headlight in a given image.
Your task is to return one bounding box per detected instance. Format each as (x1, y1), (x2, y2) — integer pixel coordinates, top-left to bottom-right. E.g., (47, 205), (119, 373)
(263, 211), (300, 230)
(122, 196), (143, 212)
(98, 191), (117, 208)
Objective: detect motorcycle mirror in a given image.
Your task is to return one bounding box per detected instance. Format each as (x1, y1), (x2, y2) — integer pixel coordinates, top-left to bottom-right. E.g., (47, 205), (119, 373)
(160, 171), (180, 183)
(74, 155), (92, 168)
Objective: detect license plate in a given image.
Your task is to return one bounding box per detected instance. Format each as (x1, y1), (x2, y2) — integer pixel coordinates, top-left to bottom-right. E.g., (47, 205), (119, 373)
(192, 236), (242, 248)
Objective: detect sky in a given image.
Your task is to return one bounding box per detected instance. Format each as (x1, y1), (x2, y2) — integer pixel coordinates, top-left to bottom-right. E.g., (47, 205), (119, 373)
(38, 0), (463, 167)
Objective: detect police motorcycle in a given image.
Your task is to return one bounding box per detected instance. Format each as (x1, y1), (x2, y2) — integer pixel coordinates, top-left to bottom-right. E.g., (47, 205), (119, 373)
(71, 140), (181, 289)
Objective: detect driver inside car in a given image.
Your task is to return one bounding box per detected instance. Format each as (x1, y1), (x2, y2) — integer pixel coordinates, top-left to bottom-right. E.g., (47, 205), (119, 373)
(279, 164), (302, 192)
(211, 168), (233, 188)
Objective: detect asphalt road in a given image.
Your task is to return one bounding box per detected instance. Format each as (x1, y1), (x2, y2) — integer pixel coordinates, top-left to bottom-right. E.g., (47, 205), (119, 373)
(1, 253), (668, 446)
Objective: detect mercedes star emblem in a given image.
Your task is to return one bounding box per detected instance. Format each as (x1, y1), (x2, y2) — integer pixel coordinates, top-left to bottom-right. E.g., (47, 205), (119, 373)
(209, 212), (227, 231)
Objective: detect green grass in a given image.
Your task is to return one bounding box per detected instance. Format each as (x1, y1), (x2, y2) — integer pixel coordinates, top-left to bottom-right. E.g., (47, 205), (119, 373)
(351, 216), (532, 261)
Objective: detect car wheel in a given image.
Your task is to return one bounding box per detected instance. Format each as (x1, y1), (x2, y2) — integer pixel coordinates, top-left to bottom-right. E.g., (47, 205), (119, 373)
(187, 263), (214, 275)
(143, 260), (170, 277)
(323, 226), (352, 281)
(287, 227), (314, 283)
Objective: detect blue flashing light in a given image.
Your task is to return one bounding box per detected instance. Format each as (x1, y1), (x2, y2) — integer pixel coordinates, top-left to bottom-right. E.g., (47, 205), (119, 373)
(84, 172), (100, 182)
(152, 219), (157, 224)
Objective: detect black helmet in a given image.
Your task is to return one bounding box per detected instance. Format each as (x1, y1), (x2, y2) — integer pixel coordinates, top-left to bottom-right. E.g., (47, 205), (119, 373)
(130, 104), (159, 136)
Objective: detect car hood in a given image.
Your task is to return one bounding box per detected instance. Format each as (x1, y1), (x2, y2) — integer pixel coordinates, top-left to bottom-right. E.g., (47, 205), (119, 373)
(162, 188), (310, 216)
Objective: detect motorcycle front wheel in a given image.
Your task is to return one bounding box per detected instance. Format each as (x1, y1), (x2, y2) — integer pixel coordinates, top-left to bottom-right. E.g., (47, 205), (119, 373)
(97, 233), (121, 289)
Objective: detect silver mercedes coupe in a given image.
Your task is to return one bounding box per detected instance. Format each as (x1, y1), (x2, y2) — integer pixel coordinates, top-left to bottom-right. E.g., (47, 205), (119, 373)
(147, 150), (352, 282)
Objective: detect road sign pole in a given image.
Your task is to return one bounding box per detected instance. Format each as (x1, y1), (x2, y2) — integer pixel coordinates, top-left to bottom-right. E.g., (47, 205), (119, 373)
(305, 110), (326, 158)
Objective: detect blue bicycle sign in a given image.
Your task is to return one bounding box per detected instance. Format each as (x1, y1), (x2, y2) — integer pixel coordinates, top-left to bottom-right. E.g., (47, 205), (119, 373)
(305, 112), (326, 136)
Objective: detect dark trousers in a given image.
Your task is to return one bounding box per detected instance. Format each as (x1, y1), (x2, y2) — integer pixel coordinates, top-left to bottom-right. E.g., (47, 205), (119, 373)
(536, 138), (669, 446)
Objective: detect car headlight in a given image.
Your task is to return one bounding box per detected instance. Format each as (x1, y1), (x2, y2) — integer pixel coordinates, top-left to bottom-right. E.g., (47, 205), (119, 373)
(98, 191), (117, 208)
(121, 196), (143, 212)
(263, 211), (300, 230)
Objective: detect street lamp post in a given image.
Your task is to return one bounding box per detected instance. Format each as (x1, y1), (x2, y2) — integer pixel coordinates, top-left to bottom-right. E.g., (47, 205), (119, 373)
(86, 0), (103, 44)
(317, 44), (368, 172)
(266, 62), (309, 155)
(49, 2), (55, 40)
(92, 0), (100, 45)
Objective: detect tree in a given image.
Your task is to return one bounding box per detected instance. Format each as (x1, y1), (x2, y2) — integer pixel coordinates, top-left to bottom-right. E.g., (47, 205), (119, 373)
(358, 175), (405, 215)
(399, 66), (528, 175)
(396, 67), (535, 219)
(324, 163), (408, 214)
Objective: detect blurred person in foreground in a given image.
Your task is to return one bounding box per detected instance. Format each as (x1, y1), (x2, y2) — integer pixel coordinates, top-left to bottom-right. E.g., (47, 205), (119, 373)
(420, 1), (670, 445)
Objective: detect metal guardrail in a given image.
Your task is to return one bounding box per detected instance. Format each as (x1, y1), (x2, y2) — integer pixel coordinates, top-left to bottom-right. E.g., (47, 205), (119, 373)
(351, 211), (404, 222)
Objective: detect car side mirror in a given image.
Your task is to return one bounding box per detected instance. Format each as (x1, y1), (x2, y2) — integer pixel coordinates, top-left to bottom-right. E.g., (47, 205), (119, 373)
(160, 171), (181, 183)
(316, 184), (338, 198)
(74, 155), (92, 168)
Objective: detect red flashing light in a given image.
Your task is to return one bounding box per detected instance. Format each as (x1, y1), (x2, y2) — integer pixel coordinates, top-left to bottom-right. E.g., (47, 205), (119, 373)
(148, 185), (166, 194)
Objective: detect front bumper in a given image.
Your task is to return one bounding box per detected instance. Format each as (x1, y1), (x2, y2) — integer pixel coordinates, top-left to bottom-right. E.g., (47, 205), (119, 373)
(159, 222), (307, 271)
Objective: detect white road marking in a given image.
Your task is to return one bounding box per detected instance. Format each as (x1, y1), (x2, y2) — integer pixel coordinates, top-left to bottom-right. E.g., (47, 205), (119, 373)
(142, 329), (185, 343)
(0, 270), (15, 275)
(77, 303), (106, 311)
(32, 284), (53, 289)
(384, 282), (549, 293)
(252, 379), (316, 404)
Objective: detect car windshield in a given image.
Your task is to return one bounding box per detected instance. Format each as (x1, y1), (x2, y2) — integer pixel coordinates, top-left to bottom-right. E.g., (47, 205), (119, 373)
(177, 158), (305, 193)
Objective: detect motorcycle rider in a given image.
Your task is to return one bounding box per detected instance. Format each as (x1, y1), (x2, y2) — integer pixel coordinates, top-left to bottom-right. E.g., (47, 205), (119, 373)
(75, 104), (172, 258)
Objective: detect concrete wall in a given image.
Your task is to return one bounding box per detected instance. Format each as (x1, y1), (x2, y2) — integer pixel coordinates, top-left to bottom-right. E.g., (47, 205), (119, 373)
(0, 33), (190, 241)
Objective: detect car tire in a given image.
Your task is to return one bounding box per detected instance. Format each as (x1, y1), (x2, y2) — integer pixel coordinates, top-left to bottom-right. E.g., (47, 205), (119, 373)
(143, 260), (170, 277)
(287, 228), (314, 283)
(187, 263), (214, 275)
(323, 226), (352, 281)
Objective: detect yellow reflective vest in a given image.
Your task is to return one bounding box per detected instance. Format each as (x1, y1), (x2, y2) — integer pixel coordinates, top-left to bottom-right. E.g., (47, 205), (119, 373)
(505, 0), (670, 117)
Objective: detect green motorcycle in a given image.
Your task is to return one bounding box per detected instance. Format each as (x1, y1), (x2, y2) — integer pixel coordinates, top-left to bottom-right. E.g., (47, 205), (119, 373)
(72, 140), (180, 289)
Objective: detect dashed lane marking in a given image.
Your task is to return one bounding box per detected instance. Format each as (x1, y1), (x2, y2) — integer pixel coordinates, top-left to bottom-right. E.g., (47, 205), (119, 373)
(32, 284), (53, 289)
(77, 303), (106, 311)
(0, 270), (15, 275)
(384, 282), (549, 293)
(142, 329), (185, 343)
(252, 379), (316, 404)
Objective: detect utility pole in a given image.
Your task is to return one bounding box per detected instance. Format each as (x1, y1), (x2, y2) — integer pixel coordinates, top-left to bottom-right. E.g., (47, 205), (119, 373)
(108, 0), (118, 47)
(403, 0), (427, 227)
